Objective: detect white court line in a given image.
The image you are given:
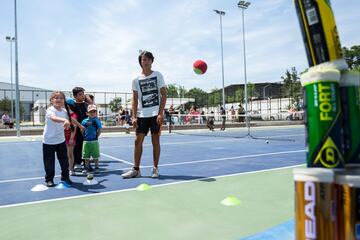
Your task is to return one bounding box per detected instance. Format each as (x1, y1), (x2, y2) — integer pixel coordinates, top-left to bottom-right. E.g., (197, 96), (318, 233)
(0, 151), (137, 184)
(146, 149), (305, 167)
(101, 139), (235, 148)
(0, 149), (304, 184)
(0, 164), (305, 209)
(0, 167), (130, 184)
(0, 176), (44, 183)
(100, 153), (134, 166)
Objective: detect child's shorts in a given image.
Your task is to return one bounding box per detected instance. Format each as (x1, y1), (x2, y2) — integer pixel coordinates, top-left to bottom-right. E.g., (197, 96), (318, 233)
(82, 140), (100, 159)
(65, 136), (76, 146)
(65, 131), (76, 146)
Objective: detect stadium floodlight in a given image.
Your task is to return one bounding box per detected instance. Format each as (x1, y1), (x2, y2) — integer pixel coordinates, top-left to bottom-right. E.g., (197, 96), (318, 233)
(213, 9), (226, 110)
(238, 1), (251, 9)
(237, 1), (251, 135)
(5, 36), (15, 119)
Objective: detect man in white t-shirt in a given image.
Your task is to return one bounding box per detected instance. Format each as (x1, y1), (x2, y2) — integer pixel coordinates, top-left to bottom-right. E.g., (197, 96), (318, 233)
(122, 51), (167, 179)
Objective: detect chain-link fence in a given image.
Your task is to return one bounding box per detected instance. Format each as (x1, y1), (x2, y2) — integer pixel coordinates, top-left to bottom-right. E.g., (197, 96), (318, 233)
(0, 89), (132, 126)
(167, 83), (304, 123)
(1, 86), (303, 127)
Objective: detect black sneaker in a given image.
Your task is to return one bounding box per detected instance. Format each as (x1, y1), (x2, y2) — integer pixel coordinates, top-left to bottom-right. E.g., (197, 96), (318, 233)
(46, 180), (55, 187)
(61, 178), (73, 185)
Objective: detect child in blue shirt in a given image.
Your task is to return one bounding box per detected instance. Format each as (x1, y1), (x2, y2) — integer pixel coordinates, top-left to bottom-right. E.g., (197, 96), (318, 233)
(81, 104), (102, 173)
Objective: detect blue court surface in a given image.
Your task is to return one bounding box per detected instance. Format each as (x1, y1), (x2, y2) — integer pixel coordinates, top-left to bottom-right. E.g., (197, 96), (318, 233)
(0, 125), (305, 239)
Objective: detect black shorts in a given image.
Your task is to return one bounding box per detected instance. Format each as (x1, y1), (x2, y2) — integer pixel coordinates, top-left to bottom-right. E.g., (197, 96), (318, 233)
(136, 116), (160, 135)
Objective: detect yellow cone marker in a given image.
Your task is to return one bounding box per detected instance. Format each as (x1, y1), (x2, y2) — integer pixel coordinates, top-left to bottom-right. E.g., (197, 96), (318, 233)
(136, 183), (152, 191)
(221, 196), (241, 206)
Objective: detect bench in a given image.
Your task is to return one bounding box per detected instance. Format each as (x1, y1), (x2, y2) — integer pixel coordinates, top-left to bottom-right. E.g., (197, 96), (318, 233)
(0, 124), (9, 129)
(0, 122), (14, 129)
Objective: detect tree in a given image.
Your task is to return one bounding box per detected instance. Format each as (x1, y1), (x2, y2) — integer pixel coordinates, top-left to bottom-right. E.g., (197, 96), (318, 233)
(234, 87), (244, 103)
(343, 45), (360, 70)
(281, 67), (302, 104)
(246, 82), (259, 100)
(108, 97), (122, 113)
(186, 87), (208, 107)
(178, 85), (187, 99)
(208, 88), (221, 107)
(167, 84), (179, 98)
(0, 97), (12, 113)
(0, 97), (26, 121)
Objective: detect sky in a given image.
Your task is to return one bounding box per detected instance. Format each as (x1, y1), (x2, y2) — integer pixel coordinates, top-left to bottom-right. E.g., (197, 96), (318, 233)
(0, 0), (359, 93)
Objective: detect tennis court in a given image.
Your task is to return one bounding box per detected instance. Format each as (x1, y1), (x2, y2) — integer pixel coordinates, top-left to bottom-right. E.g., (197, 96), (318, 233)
(0, 125), (305, 240)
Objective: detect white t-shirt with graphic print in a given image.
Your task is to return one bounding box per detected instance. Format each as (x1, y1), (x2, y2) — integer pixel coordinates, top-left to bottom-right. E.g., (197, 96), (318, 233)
(132, 71), (166, 118)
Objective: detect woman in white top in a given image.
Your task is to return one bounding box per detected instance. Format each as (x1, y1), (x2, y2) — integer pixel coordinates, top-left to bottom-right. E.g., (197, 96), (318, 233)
(1, 111), (14, 128)
(42, 91), (72, 187)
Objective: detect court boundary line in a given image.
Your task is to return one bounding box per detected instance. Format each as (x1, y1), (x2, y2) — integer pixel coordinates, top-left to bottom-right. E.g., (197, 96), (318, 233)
(100, 153), (134, 165)
(143, 149), (305, 167)
(0, 149), (305, 184)
(0, 164), (305, 209)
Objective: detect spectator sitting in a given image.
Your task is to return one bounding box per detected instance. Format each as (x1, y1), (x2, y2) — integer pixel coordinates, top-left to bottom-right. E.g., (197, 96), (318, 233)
(207, 111), (215, 131)
(1, 112), (14, 128)
(186, 105), (200, 124)
(289, 105), (297, 120)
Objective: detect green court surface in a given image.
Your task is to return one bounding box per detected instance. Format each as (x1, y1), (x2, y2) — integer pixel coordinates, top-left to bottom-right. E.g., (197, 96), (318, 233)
(0, 166), (298, 240)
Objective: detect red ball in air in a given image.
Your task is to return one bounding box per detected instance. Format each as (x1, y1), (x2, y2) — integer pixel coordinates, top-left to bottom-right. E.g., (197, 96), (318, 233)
(193, 60), (207, 74)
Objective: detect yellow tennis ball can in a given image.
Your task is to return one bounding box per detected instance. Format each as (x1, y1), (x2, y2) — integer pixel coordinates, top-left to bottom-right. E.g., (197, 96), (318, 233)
(300, 67), (344, 168)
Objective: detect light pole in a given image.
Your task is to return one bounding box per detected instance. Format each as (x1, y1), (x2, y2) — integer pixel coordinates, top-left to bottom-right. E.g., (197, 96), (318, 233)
(14, 0), (21, 137)
(237, 1), (251, 134)
(5, 36), (15, 119)
(213, 9), (226, 110)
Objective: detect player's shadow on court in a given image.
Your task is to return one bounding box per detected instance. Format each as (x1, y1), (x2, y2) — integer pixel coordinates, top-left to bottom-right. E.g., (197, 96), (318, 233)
(74, 169), (123, 178)
(71, 179), (108, 193)
(99, 161), (121, 165)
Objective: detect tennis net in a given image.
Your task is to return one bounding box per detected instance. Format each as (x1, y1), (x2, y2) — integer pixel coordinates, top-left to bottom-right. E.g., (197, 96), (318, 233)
(167, 112), (304, 142)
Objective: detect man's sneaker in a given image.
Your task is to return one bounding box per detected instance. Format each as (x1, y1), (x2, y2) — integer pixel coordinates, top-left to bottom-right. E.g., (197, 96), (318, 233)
(82, 168), (88, 174)
(74, 164), (82, 171)
(151, 167), (159, 178)
(46, 180), (55, 187)
(61, 178), (73, 185)
(121, 168), (141, 179)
